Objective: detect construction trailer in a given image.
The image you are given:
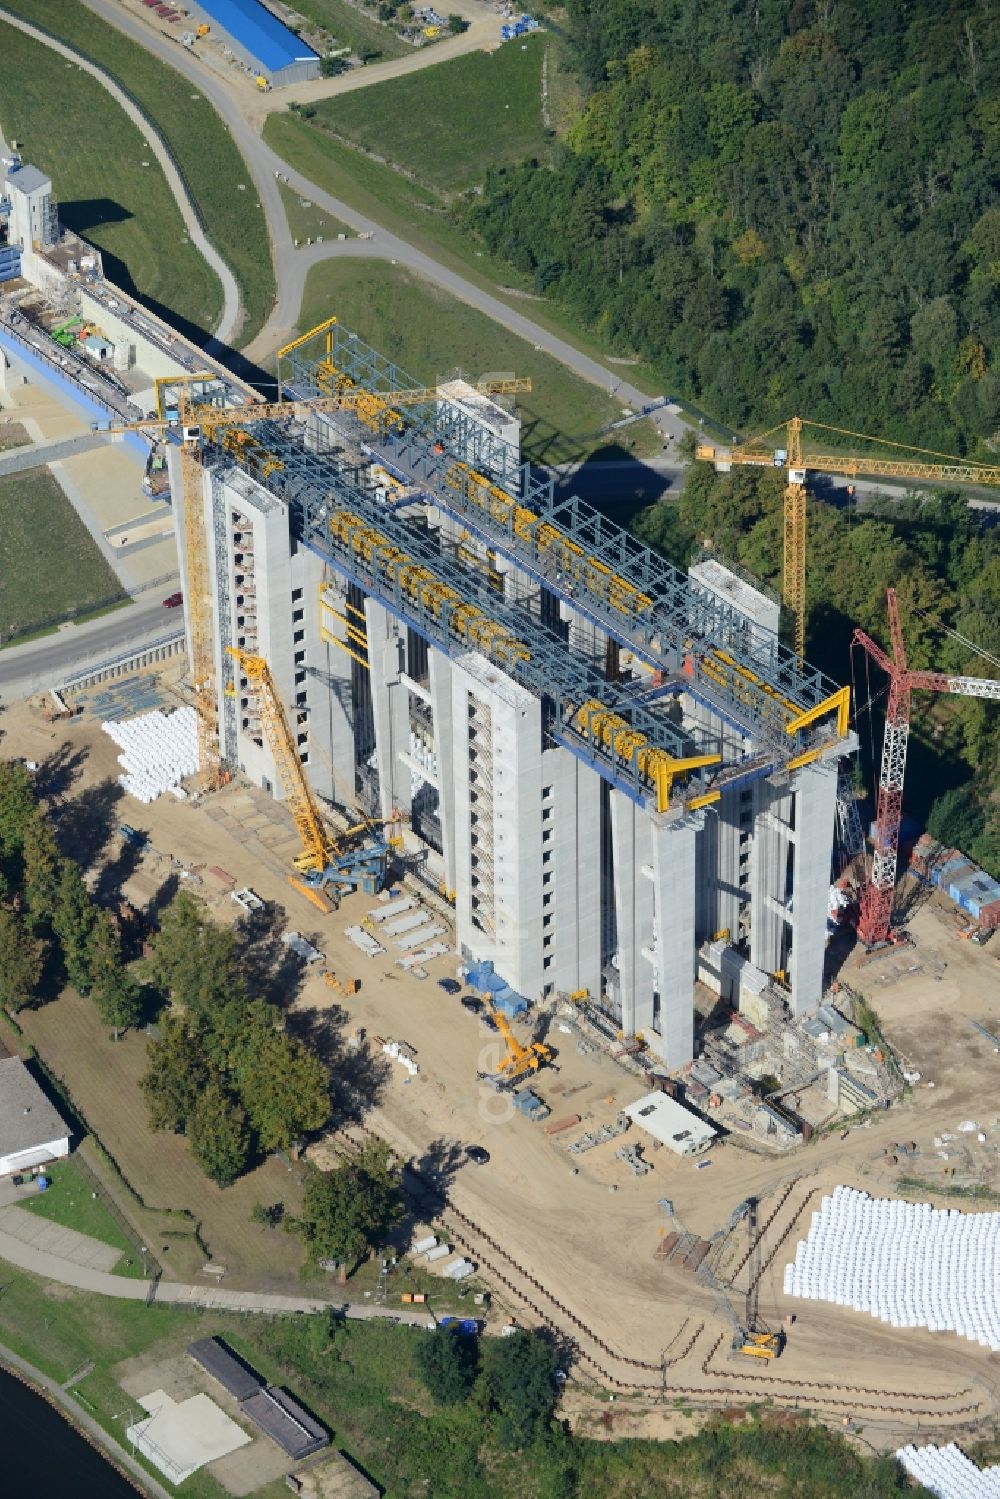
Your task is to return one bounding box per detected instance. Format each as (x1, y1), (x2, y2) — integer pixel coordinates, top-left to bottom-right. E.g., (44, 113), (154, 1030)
(167, 319), (855, 1070)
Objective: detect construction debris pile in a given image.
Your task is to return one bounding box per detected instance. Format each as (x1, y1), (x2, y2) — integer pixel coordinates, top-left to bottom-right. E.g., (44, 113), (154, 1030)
(103, 707), (198, 802)
(785, 1186), (1000, 1350)
(896, 1441), (1000, 1499)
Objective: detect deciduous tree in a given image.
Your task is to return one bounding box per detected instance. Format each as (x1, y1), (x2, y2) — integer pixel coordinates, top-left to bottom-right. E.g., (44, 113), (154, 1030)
(189, 1083), (251, 1187)
(414, 1324), (480, 1404)
(289, 1139), (403, 1267)
(53, 859), (96, 993)
(0, 907), (46, 1012)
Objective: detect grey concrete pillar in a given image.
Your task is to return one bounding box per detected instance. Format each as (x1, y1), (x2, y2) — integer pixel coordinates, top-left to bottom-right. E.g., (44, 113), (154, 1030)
(365, 600), (412, 820)
(429, 648), (457, 895)
(610, 792), (655, 1040)
(750, 778), (792, 978)
(788, 758), (838, 1017)
(650, 810), (703, 1068)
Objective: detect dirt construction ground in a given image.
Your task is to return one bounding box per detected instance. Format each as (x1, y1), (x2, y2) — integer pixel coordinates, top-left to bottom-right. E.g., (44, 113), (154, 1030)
(4, 686), (1000, 1450)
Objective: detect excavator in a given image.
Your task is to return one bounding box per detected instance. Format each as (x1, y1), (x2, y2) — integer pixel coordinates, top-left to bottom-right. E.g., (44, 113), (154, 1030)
(480, 1000), (554, 1089)
(227, 646), (398, 912)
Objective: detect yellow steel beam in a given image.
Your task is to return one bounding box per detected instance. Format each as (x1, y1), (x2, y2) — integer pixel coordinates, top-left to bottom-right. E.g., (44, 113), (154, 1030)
(785, 684), (851, 740)
(276, 315), (338, 367)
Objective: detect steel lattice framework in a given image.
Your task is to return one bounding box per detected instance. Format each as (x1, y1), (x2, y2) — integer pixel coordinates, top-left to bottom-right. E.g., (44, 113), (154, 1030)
(204, 416), (726, 814)
(278, 328), (850, 761)
(853, 588), (1000, 945)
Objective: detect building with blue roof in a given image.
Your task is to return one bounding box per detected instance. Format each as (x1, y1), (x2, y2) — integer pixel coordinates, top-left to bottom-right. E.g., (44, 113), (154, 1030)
(188, 0), (320, 86)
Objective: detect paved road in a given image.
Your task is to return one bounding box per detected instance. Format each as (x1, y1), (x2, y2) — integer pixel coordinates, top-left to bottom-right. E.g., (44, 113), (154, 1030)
(0, 592), (174, 698)
(0, 1218), (434, 1326)
(0, 6), (241, 346)
(81, 0), (684, 440)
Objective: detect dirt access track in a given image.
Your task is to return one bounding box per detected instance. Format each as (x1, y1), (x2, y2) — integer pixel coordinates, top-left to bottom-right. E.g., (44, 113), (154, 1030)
(3, 689), (1000, 1450)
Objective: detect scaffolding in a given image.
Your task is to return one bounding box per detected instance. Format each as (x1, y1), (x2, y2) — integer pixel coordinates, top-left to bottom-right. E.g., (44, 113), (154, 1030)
(279, 328), (849, 761)
(204, 417), (729, 816)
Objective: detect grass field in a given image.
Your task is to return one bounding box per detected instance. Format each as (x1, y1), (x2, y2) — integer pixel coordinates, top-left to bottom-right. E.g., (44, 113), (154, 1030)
(1, 0), (274, 348)
(294, 0), (410, 60)
(21, 1156), (144, 1277)
(0, 24), (222, 338)
(313, 34), (547, 192)
(0, 1271), (915, 1499)
(297, 260), (659, 462)
(263, 112), (672, 407)
(0, 468), (128, 643)
(278, 180), (352, 244)
(18, 989), (307, 1287)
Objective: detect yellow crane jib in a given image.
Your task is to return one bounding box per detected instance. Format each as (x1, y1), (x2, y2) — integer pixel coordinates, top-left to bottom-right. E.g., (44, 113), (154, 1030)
(571, 699), (720, 814)
(486, 1001), (553, 1083)
(225, 646), (332, 873)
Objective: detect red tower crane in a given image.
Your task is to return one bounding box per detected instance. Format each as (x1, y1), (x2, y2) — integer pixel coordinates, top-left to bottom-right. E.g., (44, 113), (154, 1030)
(852, 588), (1000, 947)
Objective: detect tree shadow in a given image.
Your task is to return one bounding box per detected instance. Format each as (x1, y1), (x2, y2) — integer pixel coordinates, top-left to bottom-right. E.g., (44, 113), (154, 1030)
(231, 900), (309, 1012)
(396, 1136), (467, 1234)
(52, 777), (123, 865)
(33, 742), (88, 801)
(93, 836), (143, 908)
(145, 870), (180, 931)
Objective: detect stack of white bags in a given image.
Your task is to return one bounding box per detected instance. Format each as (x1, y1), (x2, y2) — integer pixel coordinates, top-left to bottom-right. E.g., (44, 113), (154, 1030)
(103, 707), (199, 803)
(783, 1185), (1000, 1350)
(896, 1442), (1000, 1498)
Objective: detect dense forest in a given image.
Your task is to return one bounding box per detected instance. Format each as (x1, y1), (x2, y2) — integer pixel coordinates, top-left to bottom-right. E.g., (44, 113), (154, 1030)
(465, 0), (1000, 874)
(470, 0), (1000, 453)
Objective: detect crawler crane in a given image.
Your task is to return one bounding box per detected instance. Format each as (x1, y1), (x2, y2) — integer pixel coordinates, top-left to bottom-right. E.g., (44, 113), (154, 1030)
(227, 647), (394, 912)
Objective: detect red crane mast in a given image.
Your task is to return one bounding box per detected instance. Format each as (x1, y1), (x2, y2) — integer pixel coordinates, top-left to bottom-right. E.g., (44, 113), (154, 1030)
(853, 588), (1000, 947)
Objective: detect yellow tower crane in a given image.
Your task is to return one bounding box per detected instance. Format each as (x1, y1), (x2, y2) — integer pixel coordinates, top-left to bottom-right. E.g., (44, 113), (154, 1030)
(698, 417), (1000, 660)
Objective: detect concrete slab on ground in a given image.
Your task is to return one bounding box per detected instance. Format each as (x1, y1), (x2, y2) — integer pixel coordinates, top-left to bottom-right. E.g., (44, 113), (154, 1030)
(0, 1203), (121, 1271)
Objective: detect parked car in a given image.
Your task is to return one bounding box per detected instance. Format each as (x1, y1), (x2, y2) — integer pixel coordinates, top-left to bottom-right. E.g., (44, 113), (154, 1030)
(480, 1013), (498, 1032)
(437, 977), (461, 994)
(460, 995), (482, 1013)
(465, 1146), (490, 1166)
(162, 591), (183, 608)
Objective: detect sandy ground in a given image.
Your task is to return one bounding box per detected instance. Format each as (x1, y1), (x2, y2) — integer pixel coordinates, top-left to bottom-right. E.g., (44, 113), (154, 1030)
(5, 690), (1000, 1445)
(53, 443), (179, 590)
(0, 378), (90, 442)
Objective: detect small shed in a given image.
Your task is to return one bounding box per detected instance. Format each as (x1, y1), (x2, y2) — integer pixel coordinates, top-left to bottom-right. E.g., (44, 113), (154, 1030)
(82, 334), (114, 361)
(0, 1057), (70, 1176)
(187, 1338), (263, 1402)
(623, 1091), (718, 1156)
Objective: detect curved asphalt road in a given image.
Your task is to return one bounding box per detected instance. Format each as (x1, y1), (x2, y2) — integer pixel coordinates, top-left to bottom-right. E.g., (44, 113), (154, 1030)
(0, 6), (241, 346)
(81, 0), (684, 438)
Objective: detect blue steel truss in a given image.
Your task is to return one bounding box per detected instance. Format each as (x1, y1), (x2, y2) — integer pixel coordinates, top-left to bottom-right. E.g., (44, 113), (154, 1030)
(202, 418), (722, 813)
(280, 330), (844, 750)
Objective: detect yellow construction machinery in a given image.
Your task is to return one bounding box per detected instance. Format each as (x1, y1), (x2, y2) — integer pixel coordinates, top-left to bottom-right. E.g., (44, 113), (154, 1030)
(698, 416), (1000, 660)
(482, 1000), (554, 1088)
(227, 646), (395, 912)
(670, 1197), (784, 1360)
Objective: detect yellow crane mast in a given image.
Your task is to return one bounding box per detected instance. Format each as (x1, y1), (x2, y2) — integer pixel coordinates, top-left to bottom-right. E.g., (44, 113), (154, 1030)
(698, 416), (1000, 660)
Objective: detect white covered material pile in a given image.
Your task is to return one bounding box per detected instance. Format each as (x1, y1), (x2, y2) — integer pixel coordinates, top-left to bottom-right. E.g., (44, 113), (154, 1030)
(103, 707), (199, 803)
(896, 1442), (1000, 1498)
(784, 1185), (1000, 1349)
